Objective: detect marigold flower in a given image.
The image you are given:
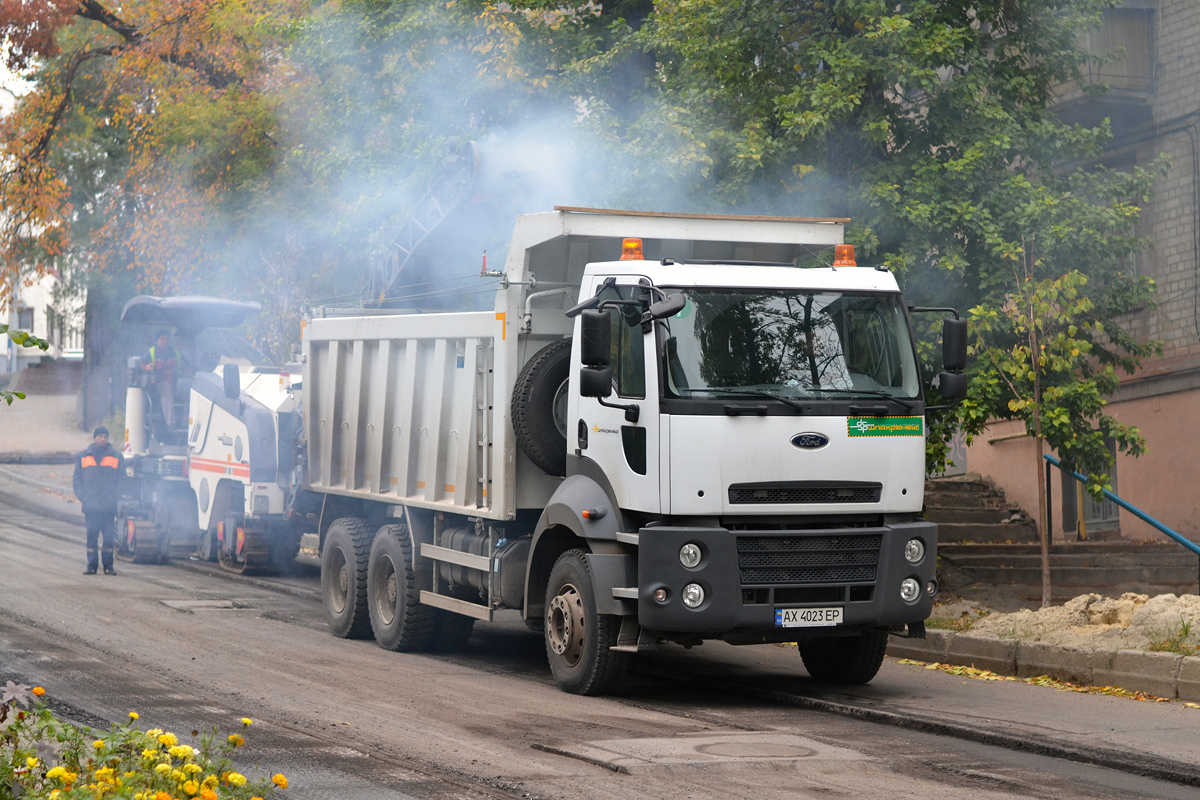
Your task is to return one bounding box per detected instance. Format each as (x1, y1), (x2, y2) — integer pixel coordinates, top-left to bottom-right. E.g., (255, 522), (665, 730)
(227, 734), (244, 747)
(155, 764), (172, 775)
(130, 711), (140, 720)
(201, 775), (218, 790)
(272, 773), (288, 789)
(169, 744), (196, 760)
(171, 769), (186, 782)
(159, 732), (179, 747)
(46, 766), (67, 781)
(143, 749), (159, 760)
(227, 772), (246, 787)
(93, 739), (106, 749)
(200, 790), (218, 800)
(156, 792), (172, 800)
(26, 757), (38, 768)
(32, 687), (45, 697)
(240, 717), (253, 727)
(49, 792), (60, 800)
(182, 763), (202, 775)
(183, 779), (199, 795)
(147, 729), (164, 737)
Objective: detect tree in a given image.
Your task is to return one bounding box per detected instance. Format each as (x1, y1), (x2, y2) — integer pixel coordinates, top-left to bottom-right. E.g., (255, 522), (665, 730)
(0, 324), (50, 405)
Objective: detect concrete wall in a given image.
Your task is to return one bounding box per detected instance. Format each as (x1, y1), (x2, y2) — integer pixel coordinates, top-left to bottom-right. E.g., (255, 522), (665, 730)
(965, 386), (1200, 543)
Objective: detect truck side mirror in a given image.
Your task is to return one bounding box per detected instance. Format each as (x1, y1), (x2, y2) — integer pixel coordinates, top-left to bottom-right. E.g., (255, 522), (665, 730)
(938, 371), (969, 402)
(578, 367), (613, 399)
(580, 310), (611, 366)
(647, 293), (685, 320)
(942, 317), (968, 372)
(223, 363), (241, 400)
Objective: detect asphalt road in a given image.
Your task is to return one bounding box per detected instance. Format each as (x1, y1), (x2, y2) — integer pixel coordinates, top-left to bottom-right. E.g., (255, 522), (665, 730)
(3, 501), (1199, 800)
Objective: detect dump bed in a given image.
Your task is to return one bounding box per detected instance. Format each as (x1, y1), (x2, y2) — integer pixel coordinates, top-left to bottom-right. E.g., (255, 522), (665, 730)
(302, 207), (845, 520)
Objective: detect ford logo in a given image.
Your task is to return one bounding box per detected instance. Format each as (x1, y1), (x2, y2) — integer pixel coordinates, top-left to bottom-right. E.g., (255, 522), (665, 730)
(791, 432), (830, 450)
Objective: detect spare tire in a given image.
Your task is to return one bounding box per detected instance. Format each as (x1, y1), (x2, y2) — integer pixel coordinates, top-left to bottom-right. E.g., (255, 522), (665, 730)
(511, 338), (573, 476)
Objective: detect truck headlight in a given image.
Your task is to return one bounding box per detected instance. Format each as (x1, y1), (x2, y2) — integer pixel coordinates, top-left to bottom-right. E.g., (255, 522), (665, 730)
(682, 583), (705, 608)
(899, 578), (921, 603)
(679, 543), (702, 568)
(904, 538), (925, 564)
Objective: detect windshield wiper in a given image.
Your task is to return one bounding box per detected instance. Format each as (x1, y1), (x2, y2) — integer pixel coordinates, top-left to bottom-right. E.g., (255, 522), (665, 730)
(808, 387), (915, 411)
(680, 388), (807, 412)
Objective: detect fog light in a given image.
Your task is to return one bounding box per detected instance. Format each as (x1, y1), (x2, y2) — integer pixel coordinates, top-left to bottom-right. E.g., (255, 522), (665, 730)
(926, 580), (938, 596)
(682, 583), (705, 608)
(679, 542), (702, 568)
(904, 538), (925, 564)
(899, 578), (920, 603)
(653, 588), (669, 603)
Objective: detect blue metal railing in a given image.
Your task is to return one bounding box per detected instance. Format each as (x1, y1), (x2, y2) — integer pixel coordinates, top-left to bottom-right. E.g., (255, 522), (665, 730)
(1043, 454), (1200, 560)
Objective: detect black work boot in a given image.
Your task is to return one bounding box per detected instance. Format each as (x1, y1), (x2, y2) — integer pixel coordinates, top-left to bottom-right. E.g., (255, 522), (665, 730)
(83, 567), (97, 575)
(103, 566), (117, 575)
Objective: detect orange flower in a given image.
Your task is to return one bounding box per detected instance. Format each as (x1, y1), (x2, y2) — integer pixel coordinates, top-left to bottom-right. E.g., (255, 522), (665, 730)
(271, 774), (288, 789)
(31, 687), (45, 697)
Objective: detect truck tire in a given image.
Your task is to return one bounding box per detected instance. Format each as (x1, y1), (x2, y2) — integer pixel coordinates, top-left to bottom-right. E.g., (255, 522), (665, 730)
(544, 548), (627, 695)
(321, 517), (373, 639)
(511, 338), (572, 477)
(367, 524), (438, 651)
(798, 628), (889, 684)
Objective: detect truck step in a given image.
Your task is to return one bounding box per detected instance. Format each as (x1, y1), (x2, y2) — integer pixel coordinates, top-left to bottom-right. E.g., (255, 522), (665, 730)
(419, 590), (493, 621)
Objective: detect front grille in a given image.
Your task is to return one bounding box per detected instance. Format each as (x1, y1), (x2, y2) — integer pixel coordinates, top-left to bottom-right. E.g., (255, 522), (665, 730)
(736, 533), (881, 585)
(728, 481), (882, 505)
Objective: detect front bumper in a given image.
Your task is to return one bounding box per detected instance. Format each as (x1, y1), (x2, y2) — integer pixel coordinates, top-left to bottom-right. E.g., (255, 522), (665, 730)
(635, 520), (937, 634)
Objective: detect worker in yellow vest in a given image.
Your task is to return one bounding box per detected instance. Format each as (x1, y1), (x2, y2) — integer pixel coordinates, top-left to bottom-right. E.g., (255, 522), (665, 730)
(140, 330), (192, 427)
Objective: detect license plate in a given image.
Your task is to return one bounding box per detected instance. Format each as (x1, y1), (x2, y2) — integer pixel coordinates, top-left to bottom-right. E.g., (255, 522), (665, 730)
(775, 606), (843, 628)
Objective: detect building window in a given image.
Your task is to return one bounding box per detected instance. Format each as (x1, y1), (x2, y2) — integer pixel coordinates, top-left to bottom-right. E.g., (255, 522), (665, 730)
(17, 308), (33, 333)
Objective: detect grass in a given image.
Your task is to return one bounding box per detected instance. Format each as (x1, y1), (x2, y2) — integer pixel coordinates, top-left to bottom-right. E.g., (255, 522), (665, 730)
(1148, 616), (1200, 656)
(926, 608), (991, 633)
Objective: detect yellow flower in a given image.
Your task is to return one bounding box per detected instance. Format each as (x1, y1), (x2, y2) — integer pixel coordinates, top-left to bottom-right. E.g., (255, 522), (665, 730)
(159, 733), (178, 747)
(155, 764), (172, 776)
(183, 780), (199, 795)
(49, 792), (60, 800)
(227, 734), (244, 747)
(142, 749), (159, 760)
(171, 769), (186, 782)
(147, 728), (164, 737)
(129, 711), (140, 720)
(201, 776), (218, 790)
(93, 739), (106, 749)
(183, 763), (202, 775)
(25, 757), (38, 769)
(272, 773), (288, 789)
(168, 744), (196, 760)
(32, 687), (45, 697)
(95, 767), (114, 780)
(46, 766), (67, 781)
(227, 772), (246, 787)
(240, 717), (253, 727)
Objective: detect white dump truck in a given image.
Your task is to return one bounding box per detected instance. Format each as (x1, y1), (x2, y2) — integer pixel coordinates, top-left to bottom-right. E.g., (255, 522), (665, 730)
(300, 207), (968, 695)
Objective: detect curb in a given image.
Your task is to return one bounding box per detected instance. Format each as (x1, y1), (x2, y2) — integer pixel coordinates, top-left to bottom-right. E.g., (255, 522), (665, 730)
(0, 452), (76, 465)
(888, 630), (1200, 701)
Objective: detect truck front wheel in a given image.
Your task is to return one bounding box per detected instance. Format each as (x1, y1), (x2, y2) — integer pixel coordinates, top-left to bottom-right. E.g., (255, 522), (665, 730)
(544, 549), (627, 695)
(367, 524), (437, 651)
(798, 628), (889, 684)
(321, 517), (373, 638)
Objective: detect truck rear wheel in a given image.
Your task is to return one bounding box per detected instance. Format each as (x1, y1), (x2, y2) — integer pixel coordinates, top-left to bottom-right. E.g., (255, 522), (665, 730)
(544, 549), (627, 695)
(321, 517), (373, 639)
(367, 524), (438, 651)
(798, 628), (889, 684)
(511, 338), (572, 476)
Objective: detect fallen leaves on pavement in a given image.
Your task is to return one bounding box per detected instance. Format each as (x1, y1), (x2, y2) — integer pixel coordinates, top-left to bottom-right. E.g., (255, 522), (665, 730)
(894, 658), (1193, 704)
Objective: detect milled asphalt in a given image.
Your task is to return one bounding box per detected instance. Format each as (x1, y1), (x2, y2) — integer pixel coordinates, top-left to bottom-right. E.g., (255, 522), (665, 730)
(4, 390), (1200, 787)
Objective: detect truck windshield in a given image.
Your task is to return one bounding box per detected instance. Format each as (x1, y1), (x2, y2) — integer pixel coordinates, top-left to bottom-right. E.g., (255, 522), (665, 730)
(662, 289), (920, 400)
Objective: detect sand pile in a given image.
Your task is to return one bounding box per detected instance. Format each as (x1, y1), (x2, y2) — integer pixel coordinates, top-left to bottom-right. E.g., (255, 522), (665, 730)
(953, 593), (1200, 652)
